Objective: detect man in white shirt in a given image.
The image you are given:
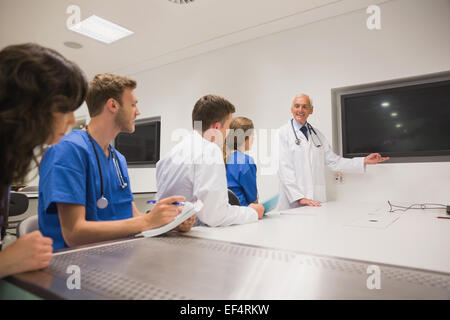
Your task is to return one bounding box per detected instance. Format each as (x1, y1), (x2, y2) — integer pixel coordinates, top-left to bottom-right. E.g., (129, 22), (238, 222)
(156, 95), (264, 226)
(277, 94), (389, 210)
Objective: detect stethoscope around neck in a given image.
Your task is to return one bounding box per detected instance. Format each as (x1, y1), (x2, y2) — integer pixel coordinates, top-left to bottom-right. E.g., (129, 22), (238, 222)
(86, 126), (128, 209)
(290, 119), (323, 148)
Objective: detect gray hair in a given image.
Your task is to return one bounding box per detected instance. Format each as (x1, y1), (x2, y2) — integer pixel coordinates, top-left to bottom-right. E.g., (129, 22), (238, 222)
(293, 94), (313, 106)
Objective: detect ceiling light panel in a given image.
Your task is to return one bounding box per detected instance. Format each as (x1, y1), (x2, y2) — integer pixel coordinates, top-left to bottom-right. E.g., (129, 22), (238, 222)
(69, 15), (134, 44)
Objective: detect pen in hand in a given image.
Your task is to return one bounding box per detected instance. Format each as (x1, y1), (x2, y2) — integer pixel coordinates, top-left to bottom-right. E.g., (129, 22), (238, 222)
(147, 200), (185, 206)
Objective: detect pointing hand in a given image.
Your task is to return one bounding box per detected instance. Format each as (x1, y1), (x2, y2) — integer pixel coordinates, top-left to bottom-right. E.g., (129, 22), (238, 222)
(364, 153), (389, 165)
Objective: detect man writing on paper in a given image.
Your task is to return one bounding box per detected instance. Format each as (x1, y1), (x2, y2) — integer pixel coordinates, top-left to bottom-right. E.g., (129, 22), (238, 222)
(156, 95), (265, 226)
(277, 94), (389, 210)
(39, 74), (194, 250)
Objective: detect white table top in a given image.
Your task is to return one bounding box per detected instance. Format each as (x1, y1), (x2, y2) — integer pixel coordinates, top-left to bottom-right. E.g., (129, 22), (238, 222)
(188, 201), (450, 274)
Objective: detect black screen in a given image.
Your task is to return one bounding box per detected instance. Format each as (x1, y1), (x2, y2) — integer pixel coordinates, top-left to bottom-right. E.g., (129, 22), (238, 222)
(114, 120), (161, 165)
(341, 80), (450, 158)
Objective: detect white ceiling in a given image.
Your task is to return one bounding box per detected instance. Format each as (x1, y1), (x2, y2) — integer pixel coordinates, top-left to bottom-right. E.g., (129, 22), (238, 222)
(0, 0), (387, 78)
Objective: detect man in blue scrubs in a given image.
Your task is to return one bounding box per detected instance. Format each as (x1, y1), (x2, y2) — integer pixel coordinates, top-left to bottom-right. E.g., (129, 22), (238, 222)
(39, 74), (193, 250)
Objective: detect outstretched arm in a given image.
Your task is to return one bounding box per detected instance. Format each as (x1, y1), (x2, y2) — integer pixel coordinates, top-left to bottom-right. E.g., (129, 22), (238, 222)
(364, 153), (390, 165)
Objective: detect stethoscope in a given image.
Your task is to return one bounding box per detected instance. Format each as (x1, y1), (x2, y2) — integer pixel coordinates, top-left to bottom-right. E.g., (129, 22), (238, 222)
(290, 119), (323, 148)
(86, 127), (128, 209)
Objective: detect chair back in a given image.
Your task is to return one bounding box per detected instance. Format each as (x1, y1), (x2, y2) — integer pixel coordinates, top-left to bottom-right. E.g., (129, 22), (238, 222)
(16, 215), (39, 238)
(8, 192), (29, 217)
(227, 189), (241, 206)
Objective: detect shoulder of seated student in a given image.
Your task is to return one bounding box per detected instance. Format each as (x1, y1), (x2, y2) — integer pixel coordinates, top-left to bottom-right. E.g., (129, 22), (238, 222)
(41, 130), (91, 173)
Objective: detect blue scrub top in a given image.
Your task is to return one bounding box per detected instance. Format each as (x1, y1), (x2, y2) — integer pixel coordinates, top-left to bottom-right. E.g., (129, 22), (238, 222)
(225, 150), (258, 207)
(38, 130), (134, 251)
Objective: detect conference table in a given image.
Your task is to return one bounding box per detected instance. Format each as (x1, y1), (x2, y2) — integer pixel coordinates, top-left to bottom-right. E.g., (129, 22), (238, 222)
(4, 201), (450, 299)
(190, 201), (450, 274)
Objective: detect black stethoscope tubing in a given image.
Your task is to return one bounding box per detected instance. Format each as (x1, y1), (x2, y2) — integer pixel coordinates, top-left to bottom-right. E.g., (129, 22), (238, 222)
(86, 127), (127, 209)
(290, 119), (322, 147)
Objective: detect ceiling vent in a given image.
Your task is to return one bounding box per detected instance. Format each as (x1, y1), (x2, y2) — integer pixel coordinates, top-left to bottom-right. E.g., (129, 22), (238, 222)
(168, 0), (195, 4)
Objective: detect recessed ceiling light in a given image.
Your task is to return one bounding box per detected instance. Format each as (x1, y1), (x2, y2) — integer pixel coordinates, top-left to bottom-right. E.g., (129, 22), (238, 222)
(69, 15), (134, 44)
(381, 102), (390, 107)
(396, 123), (403, 128)
(64, 41), (83, 49)
(390, 112), (398, 117)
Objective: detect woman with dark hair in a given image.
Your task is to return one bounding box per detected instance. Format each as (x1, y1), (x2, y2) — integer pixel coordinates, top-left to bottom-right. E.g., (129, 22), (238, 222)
(224, 117), (259, 207)
(0, 43), (88, 278)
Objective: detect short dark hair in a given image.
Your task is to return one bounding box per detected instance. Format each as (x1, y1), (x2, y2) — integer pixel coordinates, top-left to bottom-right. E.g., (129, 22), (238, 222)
(86, 73), (137, 117)
(192, 95), (235, 132)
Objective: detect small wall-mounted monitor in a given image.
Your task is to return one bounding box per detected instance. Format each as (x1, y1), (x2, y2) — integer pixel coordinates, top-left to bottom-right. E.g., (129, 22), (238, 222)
(341, 79), (450, 158)
(114, 117), (161, 166)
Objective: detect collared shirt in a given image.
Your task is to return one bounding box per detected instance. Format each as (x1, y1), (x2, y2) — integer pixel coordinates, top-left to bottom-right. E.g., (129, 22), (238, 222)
(156, 131), (258, 227)
(292, 119), (309, 139)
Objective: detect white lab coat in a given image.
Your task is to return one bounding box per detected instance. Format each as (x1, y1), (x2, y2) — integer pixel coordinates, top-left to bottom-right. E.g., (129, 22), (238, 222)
(156, 130), (258, 227)
(277, 120), (365, 210)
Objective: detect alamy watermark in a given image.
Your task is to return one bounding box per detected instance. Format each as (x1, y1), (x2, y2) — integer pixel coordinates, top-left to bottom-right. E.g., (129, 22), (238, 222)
(170, 122), (280, 176)
(66, 5), (81, 29)
(366, 265), (381, 290)
(66, 264), (81, 290)
(366, 5), (381, 30)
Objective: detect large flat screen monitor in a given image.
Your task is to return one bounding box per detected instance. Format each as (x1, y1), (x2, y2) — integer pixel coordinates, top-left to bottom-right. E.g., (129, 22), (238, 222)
(114, 118), (161, 166)
(341, 79), (450, 158)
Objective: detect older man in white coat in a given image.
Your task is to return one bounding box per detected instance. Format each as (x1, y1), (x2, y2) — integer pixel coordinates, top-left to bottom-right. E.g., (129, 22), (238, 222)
(277, 94), (389, 210)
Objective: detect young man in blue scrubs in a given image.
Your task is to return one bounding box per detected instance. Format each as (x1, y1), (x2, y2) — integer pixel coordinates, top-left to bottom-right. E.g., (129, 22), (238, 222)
(39, 74), (194, 250)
